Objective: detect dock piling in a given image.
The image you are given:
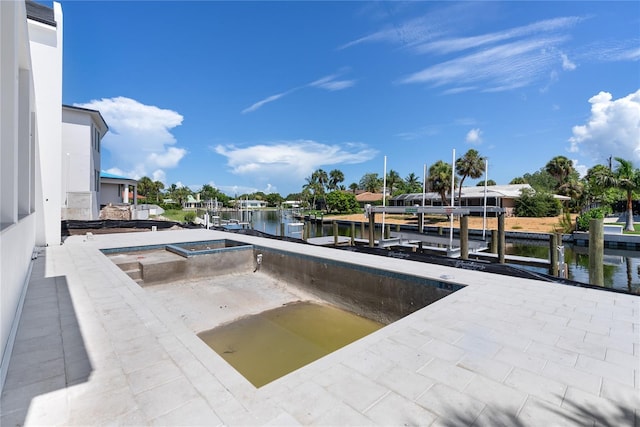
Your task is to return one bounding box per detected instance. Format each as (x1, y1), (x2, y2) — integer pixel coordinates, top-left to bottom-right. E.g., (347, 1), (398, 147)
(369, 213), (375, 247)
(460, 215), (469, 260)
(351, 223), (355, 246)
(549, 233), (559, 276)
(589, 219), (604, 286)
(498, 213), (505, 263)
(490, 230), (498, 254)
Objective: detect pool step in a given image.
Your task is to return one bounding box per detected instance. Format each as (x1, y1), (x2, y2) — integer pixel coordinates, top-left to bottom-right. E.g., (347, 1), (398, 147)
(111, 259), (141, 272)
(123, 267), (142, 281)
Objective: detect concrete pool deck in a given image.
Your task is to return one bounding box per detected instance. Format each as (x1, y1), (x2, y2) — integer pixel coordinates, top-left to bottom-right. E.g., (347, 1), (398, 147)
(1, 229), (638, 426)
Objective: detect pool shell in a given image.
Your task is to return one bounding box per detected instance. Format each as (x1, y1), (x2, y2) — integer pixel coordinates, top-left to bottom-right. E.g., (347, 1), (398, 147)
(103, 239), (464, 324)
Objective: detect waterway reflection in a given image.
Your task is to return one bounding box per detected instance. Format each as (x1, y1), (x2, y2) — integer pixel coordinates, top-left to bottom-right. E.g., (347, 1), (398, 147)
(215, 210), (639, 294)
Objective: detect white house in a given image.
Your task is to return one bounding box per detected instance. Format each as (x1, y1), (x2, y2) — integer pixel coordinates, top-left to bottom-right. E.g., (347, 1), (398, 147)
(390, 184), (570, 216)
(0, 0), (63, 388)
(235, 199), (268, 209)
(62, 105), (108, 220)
(99, 171), (139, 208)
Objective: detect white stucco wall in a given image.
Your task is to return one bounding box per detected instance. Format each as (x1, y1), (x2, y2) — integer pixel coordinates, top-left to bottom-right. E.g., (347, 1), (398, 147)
(0, 1), (43, 390)
(30, 2), (62, 245)
(62, 107), (103, 220)
(100, 182), (124, 206)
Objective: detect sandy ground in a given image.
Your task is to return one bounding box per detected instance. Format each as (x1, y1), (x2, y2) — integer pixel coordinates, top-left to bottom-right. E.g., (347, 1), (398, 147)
(325, 213), (576, 234)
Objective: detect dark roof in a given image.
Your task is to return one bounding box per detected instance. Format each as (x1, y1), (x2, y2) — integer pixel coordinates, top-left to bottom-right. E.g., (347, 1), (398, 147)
(26, 1), (56, 27)
(62, 104), (109, 131)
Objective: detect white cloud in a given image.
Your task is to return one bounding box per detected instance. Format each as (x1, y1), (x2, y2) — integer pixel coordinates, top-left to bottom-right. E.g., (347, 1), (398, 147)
(151, 169), (166, 183)
(241, 92), (291, 114)
(242, 71), (356, 114)
(560, 53), (576, 70)
(75, 97), (185, 182)
(310, 74), (355, 91)
(415, 16), (582, 55)
(578, 40), (640, 62)
(213, 140), (377, 187)
(400, 36), (567, 91)
(572, 159), (588, 178)
(465, 128), (483, 145)
(568, 89), (640, 162)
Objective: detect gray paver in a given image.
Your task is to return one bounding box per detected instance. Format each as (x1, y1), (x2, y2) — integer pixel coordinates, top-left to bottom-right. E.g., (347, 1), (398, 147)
(456, 353), (513, 382)
(1, 229), (638, 427)
(150, 398), (223, 426)
(374, 365), (435, 400)
(575, 353), (635, 387)
(365, 391), (437, 426)
(496, 345), (548, 374)
(418, 357), (476, 392)
(541, 360), (602, 395)
(416, 383), (486, 424)
(504, 367), (567, 406)
(463, 375), (528, 416)
(562, 386), (636, 426)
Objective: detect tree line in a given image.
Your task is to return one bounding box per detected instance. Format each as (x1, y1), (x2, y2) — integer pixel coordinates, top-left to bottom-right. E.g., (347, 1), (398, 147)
(135, 150), (639, 229)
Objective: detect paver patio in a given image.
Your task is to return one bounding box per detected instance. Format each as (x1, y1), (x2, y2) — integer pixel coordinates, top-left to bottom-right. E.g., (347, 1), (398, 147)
(1, 229), (638, 426)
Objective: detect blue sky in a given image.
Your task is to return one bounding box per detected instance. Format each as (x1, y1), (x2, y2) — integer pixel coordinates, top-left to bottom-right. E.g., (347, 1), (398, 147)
(59, 1), (639, 197)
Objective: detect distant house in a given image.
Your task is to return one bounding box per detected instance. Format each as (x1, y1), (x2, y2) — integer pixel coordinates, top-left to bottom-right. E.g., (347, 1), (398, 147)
(389, 184), (569, 216)
(355, 192), (384, 206)
(183, 194), (223, 210)
(282, 200), (301, 209)
(183, 195), (200, 209)
(61, 105), (108, 220)
(99, 171), (139, 208)
(235, 199), (267, 209)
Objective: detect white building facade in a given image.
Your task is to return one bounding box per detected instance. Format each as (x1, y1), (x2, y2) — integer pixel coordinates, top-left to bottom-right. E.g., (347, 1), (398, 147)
(62, 105), (108, 220)
(0, 0), (63, 388)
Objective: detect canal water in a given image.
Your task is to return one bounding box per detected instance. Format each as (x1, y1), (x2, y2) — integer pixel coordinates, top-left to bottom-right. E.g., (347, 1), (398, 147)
(216, 210), (640, 294)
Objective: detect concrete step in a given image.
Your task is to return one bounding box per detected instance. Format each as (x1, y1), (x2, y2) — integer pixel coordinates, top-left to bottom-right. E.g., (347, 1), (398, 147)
(134, 278), (145, 287)
(109, 259), (141, 272)
(124, 268), (142, 280)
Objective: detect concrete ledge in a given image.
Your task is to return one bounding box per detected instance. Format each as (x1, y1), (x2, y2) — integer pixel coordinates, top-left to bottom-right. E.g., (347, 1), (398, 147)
(573, 231), (640, 250)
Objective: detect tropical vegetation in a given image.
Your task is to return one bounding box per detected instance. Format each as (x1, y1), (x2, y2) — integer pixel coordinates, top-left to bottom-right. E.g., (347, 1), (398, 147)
(136, 150), (639, 224)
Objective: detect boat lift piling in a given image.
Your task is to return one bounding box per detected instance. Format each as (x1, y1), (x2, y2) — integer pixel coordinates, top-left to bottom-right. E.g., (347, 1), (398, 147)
(364, 205), (506, 262)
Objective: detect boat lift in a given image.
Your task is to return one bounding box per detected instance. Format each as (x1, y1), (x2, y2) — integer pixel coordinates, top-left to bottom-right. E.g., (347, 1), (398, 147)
(364, 204), (507, 259)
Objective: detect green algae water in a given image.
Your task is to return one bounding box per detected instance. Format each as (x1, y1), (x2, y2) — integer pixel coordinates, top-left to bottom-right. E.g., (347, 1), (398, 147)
(198, 301), (383, 387)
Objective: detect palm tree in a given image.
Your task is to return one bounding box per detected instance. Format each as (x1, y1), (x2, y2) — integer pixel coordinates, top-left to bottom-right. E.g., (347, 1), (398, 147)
(137, 176), (154, 198)
(328, 169), (345, 191)
(405, 173), (422, 193)
(153, 180), (165, 203)
(386, 169), (401, 195)
(303, 174), (322, 210)
(455, 149), (485, 201)
(596, 157), (640, 231)
(348, 182), (358, 193)
(559, 179), (584, 212)
(359, 173), (382, 193)
(428, 161), (455, 206)
(313, 169), (329, 193)
(545, 156), (575, 189)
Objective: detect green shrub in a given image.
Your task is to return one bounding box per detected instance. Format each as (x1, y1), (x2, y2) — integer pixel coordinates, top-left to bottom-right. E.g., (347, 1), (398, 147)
(159, 202), (182, 210)
(515, 188), (561, 217)
(576, 206), (612, 231)
(325, 191), (360, 214)
(183, 211), (196, 223)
